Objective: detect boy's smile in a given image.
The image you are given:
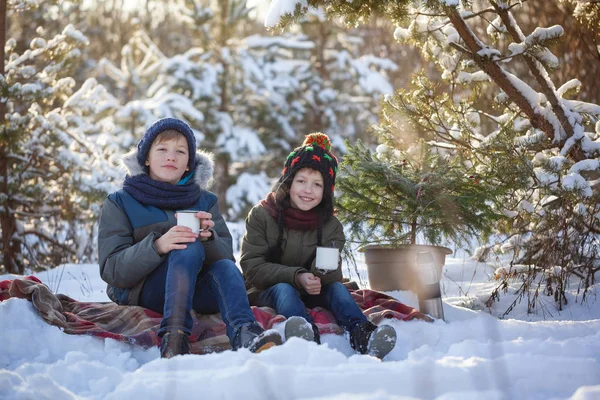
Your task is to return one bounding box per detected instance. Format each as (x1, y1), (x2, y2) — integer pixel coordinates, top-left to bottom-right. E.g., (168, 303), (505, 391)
(290, 168), (324, 211)
(147, 135), (190, 184)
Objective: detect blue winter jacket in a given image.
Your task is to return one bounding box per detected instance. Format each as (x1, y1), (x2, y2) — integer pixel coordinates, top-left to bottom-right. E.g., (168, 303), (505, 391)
(97, 148), (234, 306)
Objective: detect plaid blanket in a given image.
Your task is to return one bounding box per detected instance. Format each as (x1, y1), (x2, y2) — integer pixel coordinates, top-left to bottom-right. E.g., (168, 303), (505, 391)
(0, 276), (431, 354)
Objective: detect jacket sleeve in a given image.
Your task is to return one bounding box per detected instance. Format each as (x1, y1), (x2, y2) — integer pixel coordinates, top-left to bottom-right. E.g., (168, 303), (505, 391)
(309, 218), (346, 285)
(98, 197), (166, 289)
(240, 207), (305, 290)
(202, 200), (235, 265)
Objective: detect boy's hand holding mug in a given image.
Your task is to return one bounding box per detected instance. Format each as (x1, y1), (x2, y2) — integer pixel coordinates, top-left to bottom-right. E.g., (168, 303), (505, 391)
(154, 225), (198, 255)
(194, 211), (215, 241)
(296, 273), (321, 295)
(175, 210), (214, 241)
(154, 211), (215, 255)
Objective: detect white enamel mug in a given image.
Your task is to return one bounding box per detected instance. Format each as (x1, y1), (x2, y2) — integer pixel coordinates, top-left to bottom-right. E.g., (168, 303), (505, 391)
(316, 247), (339, 272)
(176, 210), (200, 233)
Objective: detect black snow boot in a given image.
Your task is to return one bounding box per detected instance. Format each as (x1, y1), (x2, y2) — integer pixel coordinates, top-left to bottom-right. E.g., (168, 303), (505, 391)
(160, 329), (191, 358)
(350, 321), (397, 359)
(311, 322), (321, 345)
(232, 323), (283, 353)
(284, 316), (320, 343)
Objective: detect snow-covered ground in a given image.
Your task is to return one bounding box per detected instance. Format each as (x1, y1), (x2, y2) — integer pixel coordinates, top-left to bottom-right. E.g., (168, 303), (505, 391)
(1, 251), (600, 400)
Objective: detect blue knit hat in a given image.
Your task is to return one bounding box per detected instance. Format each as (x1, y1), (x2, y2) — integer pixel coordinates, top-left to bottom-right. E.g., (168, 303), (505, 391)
(137, 118), (197, 171)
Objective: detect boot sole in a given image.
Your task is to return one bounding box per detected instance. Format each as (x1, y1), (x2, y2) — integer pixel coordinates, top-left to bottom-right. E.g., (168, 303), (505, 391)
(367, 325), (397, 359)
(249, 330), (283, 353)
(284, 316), (315, 342)
(254, 341), (277, 353)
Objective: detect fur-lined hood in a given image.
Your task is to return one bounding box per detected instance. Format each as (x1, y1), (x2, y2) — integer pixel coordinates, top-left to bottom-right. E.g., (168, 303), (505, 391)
(121, 147), (214, 190)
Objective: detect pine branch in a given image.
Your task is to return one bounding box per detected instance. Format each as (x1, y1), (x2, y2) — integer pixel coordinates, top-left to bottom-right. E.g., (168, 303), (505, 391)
(446, 9), (558, 141)
(22, 230), (77, 255)
(492, 2), (586, 164)
(393, 89), (473, 149)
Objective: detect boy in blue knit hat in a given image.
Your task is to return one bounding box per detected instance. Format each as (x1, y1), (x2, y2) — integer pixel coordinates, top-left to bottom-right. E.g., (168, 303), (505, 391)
(98, 118), (282, 358)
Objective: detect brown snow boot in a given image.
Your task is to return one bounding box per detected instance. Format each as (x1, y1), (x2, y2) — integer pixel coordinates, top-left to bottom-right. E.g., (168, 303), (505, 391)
(160, 329), (191, 358)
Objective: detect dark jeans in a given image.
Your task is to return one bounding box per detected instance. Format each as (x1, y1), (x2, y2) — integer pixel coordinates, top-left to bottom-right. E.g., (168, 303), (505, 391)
(139, 240), (256, 343)
(255, 281), (367, 332)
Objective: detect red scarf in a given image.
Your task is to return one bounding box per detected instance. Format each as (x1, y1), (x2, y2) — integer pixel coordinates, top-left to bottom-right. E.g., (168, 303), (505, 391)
(260, 192), (319, 231)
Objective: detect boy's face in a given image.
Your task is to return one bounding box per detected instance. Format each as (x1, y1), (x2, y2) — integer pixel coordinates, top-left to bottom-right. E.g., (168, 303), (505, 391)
(146, 135), (190, 184)
(289, 168), (324, 211)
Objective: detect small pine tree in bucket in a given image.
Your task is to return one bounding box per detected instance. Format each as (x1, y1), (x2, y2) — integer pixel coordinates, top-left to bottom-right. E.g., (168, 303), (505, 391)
(336, 137), (501, 319)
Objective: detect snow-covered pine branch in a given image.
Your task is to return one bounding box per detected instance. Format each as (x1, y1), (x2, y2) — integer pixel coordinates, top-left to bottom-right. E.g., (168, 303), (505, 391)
(2, 25), (117, 273)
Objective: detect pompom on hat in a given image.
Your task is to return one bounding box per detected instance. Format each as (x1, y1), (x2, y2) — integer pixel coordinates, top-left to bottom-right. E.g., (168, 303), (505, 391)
(279, 132), (339, 195)
(137, 118), (197, 172)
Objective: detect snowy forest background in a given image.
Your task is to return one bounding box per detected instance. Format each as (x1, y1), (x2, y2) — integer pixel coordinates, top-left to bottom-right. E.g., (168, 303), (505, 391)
(1, 0), (600, 316)
(2, 0), (410, 273)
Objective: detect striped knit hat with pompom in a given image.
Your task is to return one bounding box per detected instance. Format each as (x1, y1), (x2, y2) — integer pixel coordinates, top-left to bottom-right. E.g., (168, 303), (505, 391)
(279, 132), (339, 197)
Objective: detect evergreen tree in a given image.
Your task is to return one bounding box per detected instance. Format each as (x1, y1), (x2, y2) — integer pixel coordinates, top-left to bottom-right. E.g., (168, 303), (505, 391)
(1, 24), (115, 273)
(286, 10), (399, 145)
(98, 28), (207, 150)
(6, 0), (81, 55)
(336, 138), (500, 247)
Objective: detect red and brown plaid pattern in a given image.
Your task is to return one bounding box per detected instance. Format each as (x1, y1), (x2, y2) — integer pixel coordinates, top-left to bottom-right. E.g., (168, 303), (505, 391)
(1, 276), (431, 355)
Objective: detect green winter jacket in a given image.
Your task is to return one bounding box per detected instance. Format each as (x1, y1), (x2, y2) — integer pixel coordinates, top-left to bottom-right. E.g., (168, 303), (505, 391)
(240, 204), (346, 305)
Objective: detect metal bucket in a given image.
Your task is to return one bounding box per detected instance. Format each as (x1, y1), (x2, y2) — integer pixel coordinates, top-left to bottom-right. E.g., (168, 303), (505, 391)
(416, 251), (445, 320)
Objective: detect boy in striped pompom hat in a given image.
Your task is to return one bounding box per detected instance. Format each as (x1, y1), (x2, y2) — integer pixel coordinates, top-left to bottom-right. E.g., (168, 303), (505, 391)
(240, 132), (398, 360)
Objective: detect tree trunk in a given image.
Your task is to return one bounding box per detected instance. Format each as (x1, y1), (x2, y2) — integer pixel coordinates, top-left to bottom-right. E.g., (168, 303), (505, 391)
(0, 0), (21, 274)
(219, 1), (230, 112)
(214, 1), (231, 213)
(311, 21), (329, 132)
